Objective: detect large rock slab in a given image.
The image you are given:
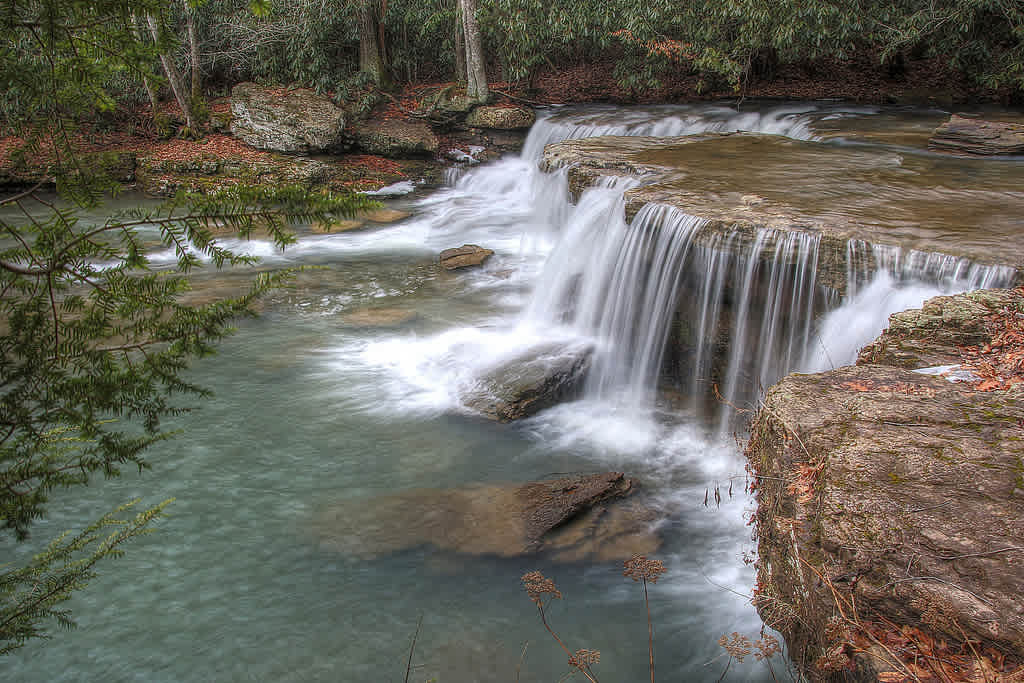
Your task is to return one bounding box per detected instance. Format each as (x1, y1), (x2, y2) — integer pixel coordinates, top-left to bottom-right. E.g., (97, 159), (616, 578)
(312, 472), (660, 561)
(463, 342), (593, 421)
(353, 119), (439, 158)
(747, 289), (1024, 679)
(230, 82), (346, 153)
(929, 114), (1024, 156)
(542, 133), (1024, 287)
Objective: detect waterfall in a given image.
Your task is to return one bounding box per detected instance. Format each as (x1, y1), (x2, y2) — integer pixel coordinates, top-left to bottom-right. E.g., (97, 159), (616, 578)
(520, 104), (826, 161)
(803, 244), (1017, 373)
(397, 104), (1020, 432)
(522, 192), (1015, 429)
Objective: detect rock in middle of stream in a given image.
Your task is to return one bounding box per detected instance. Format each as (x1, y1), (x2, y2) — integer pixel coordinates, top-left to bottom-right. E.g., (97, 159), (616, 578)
(461, 342), (594, 421)
(311, 472), (660, 562)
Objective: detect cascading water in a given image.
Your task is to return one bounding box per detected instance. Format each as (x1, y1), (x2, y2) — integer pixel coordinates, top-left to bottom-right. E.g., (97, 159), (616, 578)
(384, 103), (1019, 433)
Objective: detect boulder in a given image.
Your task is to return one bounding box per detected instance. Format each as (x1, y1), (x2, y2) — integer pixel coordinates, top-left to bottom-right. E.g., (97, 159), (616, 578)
(311, 472), (660, 561)
(417, 85), (478, 123)
(439, 244), (494, 270)
(929, 114), (1024, 156)
(466, 105), (536, 130)
(230, 82), (346, 154)
(462, 342), (593, 421)
(353, 119), (439, 158)
(747, 288), (1024, 679)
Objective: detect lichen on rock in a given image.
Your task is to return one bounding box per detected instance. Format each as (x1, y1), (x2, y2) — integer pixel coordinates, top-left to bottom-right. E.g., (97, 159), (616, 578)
(230, 82), (347, 154)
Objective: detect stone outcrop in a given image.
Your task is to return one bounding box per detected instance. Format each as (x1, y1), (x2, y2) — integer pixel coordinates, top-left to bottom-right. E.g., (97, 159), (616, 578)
(439, 244), (494, 270)
(857, 288), (1022, 368)
(541, 134), (1024, 287)
(462, 342), (593, 421)
(929, 114), (1024, 156)
(746, 288), (1024, 680)
(466, 106), (536, 130)
(353, 119), (439, 158)
(135, 155), (331, 197)
(230, 82), (346, 153)
(312, 472), (660, 561)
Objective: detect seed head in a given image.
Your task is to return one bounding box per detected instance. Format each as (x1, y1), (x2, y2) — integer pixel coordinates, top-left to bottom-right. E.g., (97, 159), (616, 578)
(569, 648), (601, 668)
(522, 570), (561, 605)
(623, 554), (667, 584)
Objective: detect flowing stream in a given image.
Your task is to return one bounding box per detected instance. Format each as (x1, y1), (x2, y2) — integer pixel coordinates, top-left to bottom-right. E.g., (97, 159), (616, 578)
(6, 103), (1023, 682)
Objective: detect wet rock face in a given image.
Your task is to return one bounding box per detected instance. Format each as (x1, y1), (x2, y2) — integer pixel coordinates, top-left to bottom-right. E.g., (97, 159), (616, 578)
(462, 342), (593, 421)
(353, 119), (439, 158)
(230, 82), (346, 153)
(312, 472), (660, 562)
(929, 115), (1024, 156)
(439, 244), (494, 270)
(747, 288), (1024, 679)
(465, 106), (536, 130)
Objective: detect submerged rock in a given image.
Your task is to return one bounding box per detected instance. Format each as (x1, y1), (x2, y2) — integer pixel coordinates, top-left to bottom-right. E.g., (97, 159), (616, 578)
(340, 307), (418, 328)
(462, 342), (593, 421)
(363, 208), (411, 224)
(929, 114), (1024, 156)
(466, 105), (536, 130)
(312, 472), (659, 561)
(439, 244), (494, 270)
(230, 82), (346, 153)
(311, 219), (365, 233)
(747, 288), (1024, 678)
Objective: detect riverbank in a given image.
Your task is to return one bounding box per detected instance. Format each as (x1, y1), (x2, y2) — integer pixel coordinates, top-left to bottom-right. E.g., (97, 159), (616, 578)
(1, 52), (1017, 198)
(747, 287), (1024, 680)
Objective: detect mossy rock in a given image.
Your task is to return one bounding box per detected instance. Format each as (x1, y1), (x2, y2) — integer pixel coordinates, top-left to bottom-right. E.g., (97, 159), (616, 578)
(466, 105), (535, 130)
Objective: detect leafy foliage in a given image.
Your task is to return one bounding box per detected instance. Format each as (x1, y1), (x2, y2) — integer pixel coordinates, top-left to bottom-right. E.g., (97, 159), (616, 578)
(0, 0), (375, 654)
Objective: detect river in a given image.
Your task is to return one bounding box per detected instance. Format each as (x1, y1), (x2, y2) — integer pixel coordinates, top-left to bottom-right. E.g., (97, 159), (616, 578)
(6, 102), (1023, 682)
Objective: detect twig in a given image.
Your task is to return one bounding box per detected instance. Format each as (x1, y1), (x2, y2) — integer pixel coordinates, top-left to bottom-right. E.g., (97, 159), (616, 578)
(700, 569), (754, 601)
(403, 614), (422, 683)
(514, 641), (529, 683)
(936, 546), (1022, 561)
(907, 500), (952, 513)
(881, 576), (994, 607)
(492, 88), (551, 106)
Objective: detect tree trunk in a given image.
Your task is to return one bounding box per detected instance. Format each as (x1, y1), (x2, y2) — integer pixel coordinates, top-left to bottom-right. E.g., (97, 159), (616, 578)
(459, 0), (487, 102)
(184, 2), (201, 101)
(129, 14), (160, 114)
(454, 1), (466, 84)
(146, 14), (197, 132)
(357, 0), (388, 86)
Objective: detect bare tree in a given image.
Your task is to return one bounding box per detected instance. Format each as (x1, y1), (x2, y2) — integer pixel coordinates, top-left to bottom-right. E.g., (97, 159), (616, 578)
(183, 1), (202, 101)
(458, 0), (487, 102)
(146, 13), (197, 132)
(129, 13), (160, 114)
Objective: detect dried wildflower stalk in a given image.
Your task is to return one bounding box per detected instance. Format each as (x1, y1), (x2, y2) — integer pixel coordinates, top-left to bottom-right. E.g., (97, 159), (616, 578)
(521, 571), (600, 683)
(623, 554), (666, 683)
